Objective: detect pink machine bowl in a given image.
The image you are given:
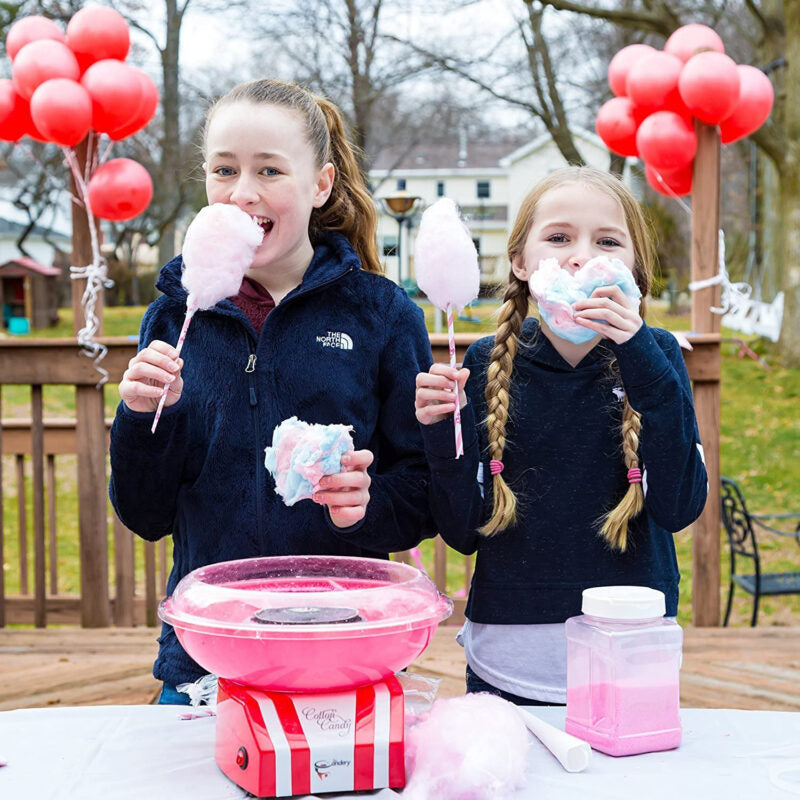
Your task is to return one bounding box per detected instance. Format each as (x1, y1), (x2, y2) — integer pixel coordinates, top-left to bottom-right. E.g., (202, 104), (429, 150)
(159, 555), (453, 692)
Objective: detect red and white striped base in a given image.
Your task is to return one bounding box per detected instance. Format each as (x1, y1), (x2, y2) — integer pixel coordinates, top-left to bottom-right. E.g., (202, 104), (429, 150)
(216, 676), (405, 797)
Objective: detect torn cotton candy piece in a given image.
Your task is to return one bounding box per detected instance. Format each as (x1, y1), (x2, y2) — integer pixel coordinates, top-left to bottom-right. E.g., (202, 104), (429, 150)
(413, 198), (480, 312)
(181, 203), (264, 311)
(264, 417), (354, 506)
(403, 693), (530, 800)
(529, 255), (642, 344)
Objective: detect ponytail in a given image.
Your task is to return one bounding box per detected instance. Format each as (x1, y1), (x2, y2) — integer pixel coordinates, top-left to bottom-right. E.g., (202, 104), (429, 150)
(479, 276), (530, 536)
(203, 78), (380, 274)
(312, 97), (381, 274)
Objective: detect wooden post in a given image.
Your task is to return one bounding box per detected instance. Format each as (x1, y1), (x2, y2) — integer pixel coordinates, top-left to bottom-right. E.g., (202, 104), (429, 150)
(690, 122), (722, 627)
(31, 385), (46, 627)
(71, 136), (111, 628)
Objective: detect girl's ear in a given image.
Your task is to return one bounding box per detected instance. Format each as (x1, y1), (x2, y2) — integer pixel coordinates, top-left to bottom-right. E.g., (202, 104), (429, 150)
(511, 256), (529, 282)
(313, 162), (335, 208)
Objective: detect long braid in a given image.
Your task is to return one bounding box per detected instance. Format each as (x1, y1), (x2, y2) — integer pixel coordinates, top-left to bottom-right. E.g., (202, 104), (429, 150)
(479, 277), (530, 536)
(601, 397), (644, 550)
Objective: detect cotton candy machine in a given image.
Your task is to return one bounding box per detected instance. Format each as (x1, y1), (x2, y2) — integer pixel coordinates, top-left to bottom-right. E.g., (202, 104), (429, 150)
(159, 555), (452, 797)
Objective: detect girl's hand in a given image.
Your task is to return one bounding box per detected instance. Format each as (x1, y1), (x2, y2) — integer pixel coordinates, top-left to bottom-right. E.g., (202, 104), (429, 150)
(415, 364), (470, 426)
(573, 285), (643, 345)
(314, 449), (374, 528)
(119, 340), (184, 413)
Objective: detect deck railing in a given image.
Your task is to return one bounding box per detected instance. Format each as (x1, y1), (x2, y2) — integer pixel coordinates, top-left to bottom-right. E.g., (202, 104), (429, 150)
(0, 332), (719, 629)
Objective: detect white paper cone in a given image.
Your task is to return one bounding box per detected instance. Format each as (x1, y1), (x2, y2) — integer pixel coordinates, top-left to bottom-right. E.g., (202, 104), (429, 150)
(518, 709), (591, 773)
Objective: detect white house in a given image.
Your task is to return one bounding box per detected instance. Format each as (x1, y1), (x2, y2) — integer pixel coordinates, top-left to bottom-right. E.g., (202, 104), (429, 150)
(369, 128), (626, 288)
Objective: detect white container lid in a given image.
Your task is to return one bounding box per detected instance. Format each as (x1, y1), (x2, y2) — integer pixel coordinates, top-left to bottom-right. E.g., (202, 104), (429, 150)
(581, 585), (666, 620)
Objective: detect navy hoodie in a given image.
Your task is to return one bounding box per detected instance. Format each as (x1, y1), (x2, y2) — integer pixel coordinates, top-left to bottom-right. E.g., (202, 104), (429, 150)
(420, 319), (708, 623)
(109, 232), (436, 685)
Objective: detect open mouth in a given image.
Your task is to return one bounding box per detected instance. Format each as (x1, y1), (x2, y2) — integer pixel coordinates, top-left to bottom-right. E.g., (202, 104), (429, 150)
(253, 215), (274, 236)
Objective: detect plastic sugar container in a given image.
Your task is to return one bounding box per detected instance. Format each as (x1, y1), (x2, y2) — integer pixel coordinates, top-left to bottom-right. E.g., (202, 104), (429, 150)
(565, 586), (682, 757)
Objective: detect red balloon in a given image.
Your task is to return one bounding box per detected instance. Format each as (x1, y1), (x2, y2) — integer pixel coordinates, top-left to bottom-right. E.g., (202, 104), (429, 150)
(636, 111), (697, 171)
(108, 70), (159, 140)
(720, 65), (774, 144)
(596, 97), (646, 157)
(0, 79), (34, 141)
(81, 59), (144, 134)
(626, 51), (686, 113)
(30, 78), (91, 147)
(66, 6), (130, 70)
(665, 24), (725, 63)
(608, 44), (655, 97)
(679, 52), (740, 125)
(88, 158), (153, 221)
(6, 16), (65, 61)
(645, 163), (692, 197)
(12, 40), (80, 101)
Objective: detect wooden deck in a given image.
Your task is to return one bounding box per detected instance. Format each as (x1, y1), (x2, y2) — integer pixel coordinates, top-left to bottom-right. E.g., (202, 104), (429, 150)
(1, 626), (798, 711)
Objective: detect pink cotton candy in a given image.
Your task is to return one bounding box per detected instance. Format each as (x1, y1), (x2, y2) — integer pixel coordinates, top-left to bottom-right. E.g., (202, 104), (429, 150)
(413, 198), (480, 311)
(404, 693), (530, 800)
(181, 203), (264, 311)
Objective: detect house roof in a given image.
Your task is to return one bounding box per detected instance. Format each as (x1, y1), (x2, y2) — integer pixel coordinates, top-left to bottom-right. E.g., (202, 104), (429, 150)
(369, 135), (532, 172)
(499, 127), (606, 166)
(0, 256), (60, 276)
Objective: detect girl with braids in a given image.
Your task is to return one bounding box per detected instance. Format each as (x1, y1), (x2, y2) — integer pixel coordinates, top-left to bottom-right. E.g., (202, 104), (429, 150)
(110, 79), (435, 701)
(415, 166), (707, 705)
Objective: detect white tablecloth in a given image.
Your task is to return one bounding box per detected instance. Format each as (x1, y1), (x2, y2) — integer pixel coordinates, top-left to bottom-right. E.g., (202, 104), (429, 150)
(1, 705), (799, 799)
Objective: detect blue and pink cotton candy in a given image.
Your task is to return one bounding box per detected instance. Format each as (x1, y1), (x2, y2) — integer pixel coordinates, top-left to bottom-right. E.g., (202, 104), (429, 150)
(264, 417), (354, 506)
(529, 255), (642, 344)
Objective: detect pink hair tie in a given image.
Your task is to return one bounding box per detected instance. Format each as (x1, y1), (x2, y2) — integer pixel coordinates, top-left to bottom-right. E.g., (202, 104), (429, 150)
(627, 468), (642, 484)
(489, 460), (505, 476)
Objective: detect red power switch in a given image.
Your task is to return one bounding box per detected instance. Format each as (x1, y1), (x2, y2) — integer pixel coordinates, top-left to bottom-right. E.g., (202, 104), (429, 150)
(236, 746), (248, 770)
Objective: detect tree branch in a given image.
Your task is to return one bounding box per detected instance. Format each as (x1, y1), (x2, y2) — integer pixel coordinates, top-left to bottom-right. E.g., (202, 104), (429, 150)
(534, 0), (676, 36)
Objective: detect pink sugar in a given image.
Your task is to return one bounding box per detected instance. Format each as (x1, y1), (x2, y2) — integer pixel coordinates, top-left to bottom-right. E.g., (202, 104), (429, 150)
(566, 682), (681, 756)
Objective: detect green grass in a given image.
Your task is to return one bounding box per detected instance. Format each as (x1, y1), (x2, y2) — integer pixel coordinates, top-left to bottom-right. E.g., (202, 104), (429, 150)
(3, 301), (799, 626)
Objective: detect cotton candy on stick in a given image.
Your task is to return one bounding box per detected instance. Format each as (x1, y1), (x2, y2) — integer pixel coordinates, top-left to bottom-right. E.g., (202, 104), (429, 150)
(151, 204), (264, 434)
(413, 199), (479, 458)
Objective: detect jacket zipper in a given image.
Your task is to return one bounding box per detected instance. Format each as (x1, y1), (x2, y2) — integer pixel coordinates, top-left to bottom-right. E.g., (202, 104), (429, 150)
(243, 338), (263, 545)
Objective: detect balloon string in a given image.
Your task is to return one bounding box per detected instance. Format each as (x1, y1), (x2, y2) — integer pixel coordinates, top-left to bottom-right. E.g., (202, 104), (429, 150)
(64, 145), (114, 387)
(649, 167), (693, 216)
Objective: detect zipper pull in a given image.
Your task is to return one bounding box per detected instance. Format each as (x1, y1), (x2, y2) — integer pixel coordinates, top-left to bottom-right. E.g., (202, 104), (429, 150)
(245, 354), (257, 373)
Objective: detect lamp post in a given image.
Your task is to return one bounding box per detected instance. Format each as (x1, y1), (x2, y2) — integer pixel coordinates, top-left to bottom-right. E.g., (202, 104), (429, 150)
(380, 180), (422, 288)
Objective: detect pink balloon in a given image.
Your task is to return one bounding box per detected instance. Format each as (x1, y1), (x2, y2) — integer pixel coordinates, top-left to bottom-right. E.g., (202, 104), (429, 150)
(596, 97), (646, 157)
(607, 44), (655, 97)
(6, 16), (65, 61)
(665, 24), (725, 63)
(66, 6), (130, 70)
(107, 70), (159, 140)
(636, 111), (697, 171)
(11, 39), (80, 101)
(81, 59), (144, 134)
(88, 158), (153, 221)
(720, 65), (774, 144)
(626, 51), (686, 114)
(30, 78), (91, 147)
(645, 163), (692, 197)
(0, 79), (34, 141)
(679, 52), (740, 124)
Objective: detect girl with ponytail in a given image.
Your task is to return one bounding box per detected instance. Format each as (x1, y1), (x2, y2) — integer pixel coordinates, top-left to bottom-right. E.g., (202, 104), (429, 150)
(416, 166), (707, 705)
(111, 78), (436, 701)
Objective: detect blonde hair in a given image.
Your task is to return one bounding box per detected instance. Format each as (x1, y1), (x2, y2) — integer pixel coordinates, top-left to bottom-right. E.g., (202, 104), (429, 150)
(203, 78), (381, 274)
(480, 166), (655, 551)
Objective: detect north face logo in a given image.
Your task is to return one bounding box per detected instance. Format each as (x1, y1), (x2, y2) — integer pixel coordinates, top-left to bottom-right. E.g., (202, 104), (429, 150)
(316, 331), (353, 350)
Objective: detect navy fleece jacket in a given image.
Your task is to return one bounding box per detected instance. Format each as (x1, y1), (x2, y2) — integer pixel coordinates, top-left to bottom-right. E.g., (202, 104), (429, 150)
(109, 233), (436, 685)
(421, 319), (708, 623)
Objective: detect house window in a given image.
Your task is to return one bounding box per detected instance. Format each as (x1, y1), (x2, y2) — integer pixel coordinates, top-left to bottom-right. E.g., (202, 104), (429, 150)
(382, 236), (398, 257)
(476, 181), (490, 199)
(436, 180), (445, 197)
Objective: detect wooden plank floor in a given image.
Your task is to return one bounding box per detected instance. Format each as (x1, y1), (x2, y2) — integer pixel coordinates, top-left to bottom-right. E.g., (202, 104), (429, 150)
(0, 626), (798, 711)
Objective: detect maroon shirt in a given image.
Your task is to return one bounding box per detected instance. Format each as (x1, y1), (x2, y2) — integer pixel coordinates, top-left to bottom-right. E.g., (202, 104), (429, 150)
(230, 276), (275, 335)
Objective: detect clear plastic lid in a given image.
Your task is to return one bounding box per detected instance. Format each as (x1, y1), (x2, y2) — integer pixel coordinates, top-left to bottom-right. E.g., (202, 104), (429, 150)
(160, 554), (452, 638)
(581, 585), (666, 620)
